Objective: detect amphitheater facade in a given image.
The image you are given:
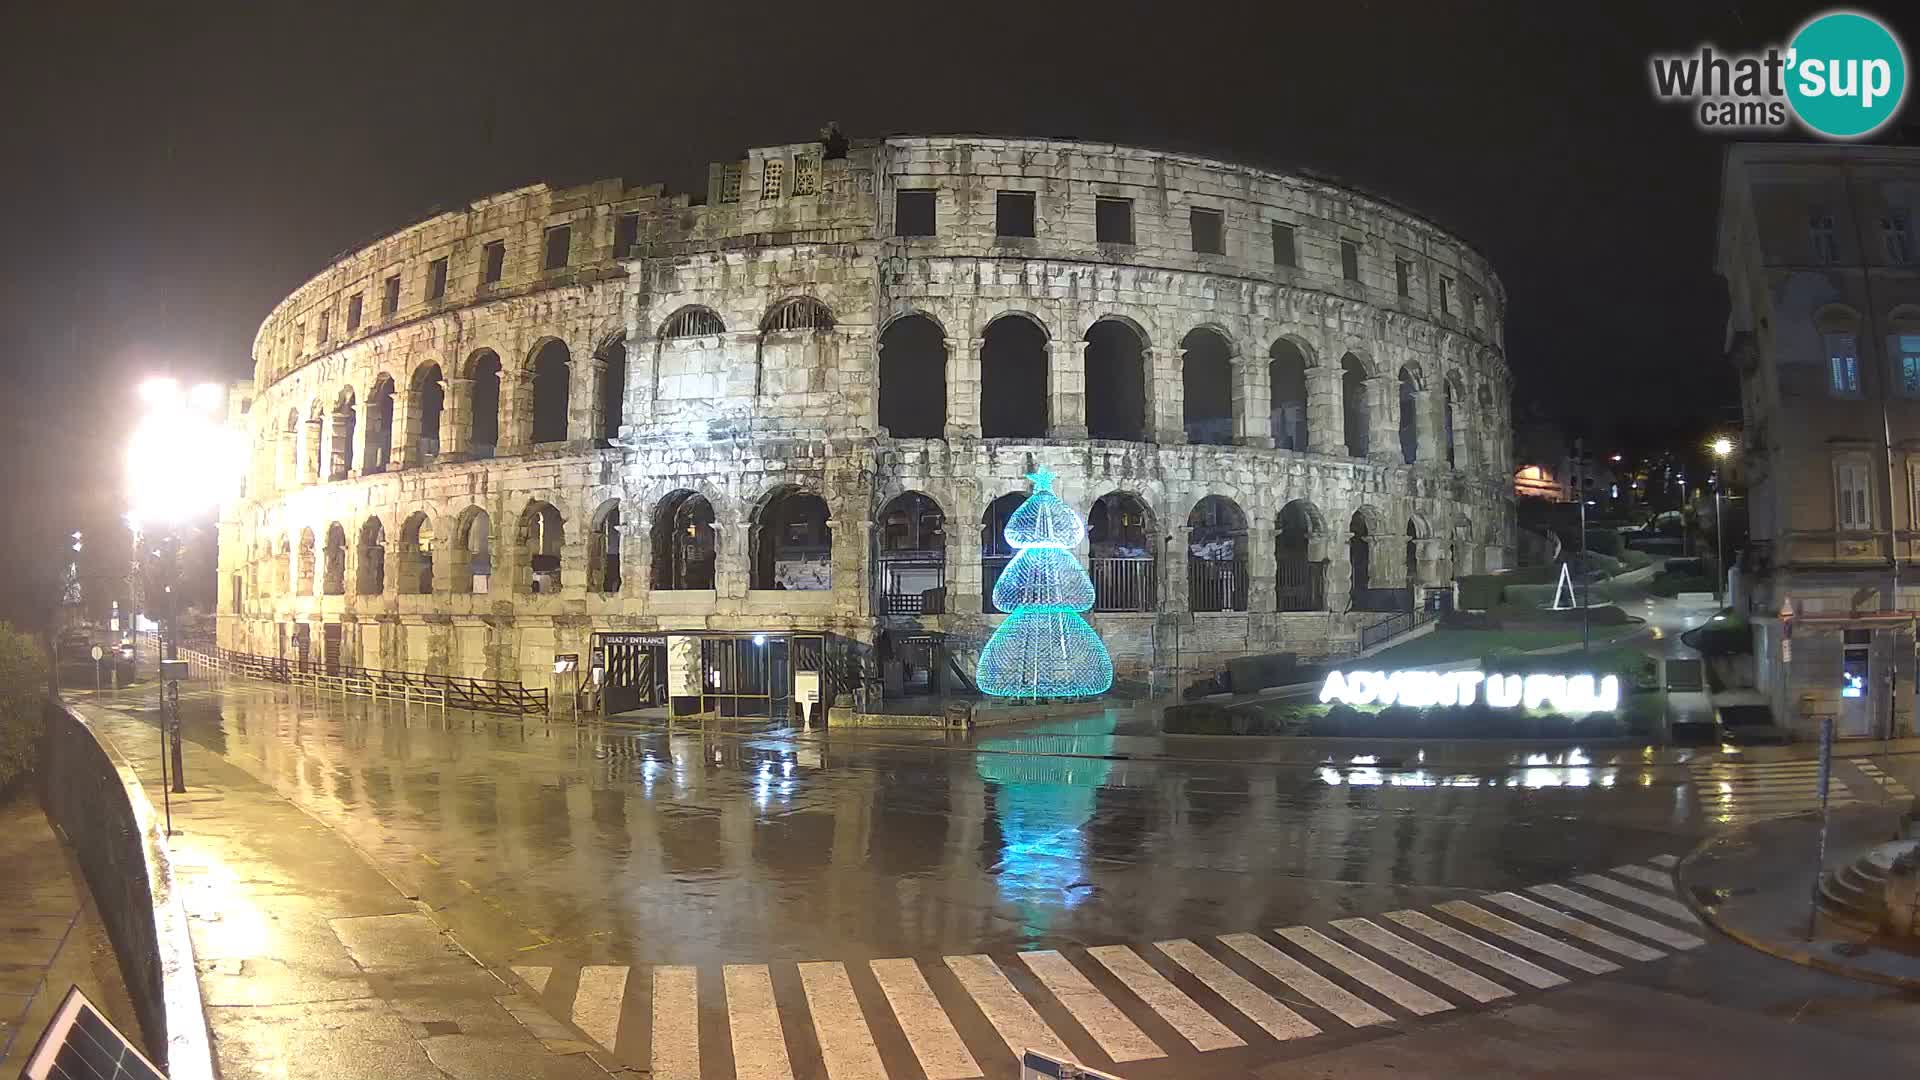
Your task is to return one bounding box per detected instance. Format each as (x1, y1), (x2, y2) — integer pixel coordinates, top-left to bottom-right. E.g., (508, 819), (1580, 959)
(216, 134), (1515, 711)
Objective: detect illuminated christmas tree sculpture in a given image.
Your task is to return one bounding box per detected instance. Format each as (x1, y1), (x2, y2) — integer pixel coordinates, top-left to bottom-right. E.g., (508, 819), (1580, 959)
(977, 470), (1115, 699)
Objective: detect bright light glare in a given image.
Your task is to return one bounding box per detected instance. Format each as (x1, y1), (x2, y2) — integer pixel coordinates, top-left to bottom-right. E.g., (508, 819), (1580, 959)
(1710, 437), (1734, 457)
(126, 381), (243, 525)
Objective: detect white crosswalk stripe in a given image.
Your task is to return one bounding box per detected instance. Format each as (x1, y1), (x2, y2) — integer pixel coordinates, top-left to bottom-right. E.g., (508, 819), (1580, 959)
(1648, 854), (1679, 868)
(1086, 945), (1245, 1052)
(1217, 932), (1392, 1028)
(1021, 950), (1164, 1063)
(1573, 874), (1701, 924)
(1528, 884), (1706, 950)
(1155, 938), (1320, 1041)
(1479, 892), (1665, 962)
(522, 858), (1703, 1076)
(1687, 759), (1867, 824)
(1383, 910), (1567, 989)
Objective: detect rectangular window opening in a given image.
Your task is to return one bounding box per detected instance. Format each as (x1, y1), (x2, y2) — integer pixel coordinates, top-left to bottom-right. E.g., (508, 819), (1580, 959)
(1837, 458), (1872, 531)
(1439, 275), (1454, 315)
(1900, 333), (1920, 395)
(543, 225), (571, 271)
(346, 293), (363, 334)
(1190, 208), (1225, 255)
(895, 189), (936, 237)
(482, 240), (506, 285)
(996, 190), (1036, 238)
(1810, 212), (1839, 264)
(615, 213), (640, 256)
(317, 310), (331, 345)
(1272, 222), (1297, 267)
(1394, 258), (1411, 297)
(1886, 210), (1913, 265)
(426, 257), (449, 302)
(1096, 197), (1133, 244)
(792, 156), (819, 196)
(1827, 332), (1861, 396)
(1340, 240), (1361, 282)
(761, 160), (784, 200)
(718, 164), (742, 204)
(382, 274), (401, 317)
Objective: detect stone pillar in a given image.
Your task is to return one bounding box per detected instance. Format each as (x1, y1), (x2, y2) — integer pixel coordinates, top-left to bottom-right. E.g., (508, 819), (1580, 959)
(1233, 357), (1273, 448)
(280, 430), (299, 491)
(625, 498), (654, 593)
(392, 388), (421, 469)
(1365, 375), (1399, 465)
(713, 515), (744, 600)
(1048, 340), (1087, 439)
(500, 369), (533, 452)
(1306, 363), (1343, 455)
(944, 337), (982, 439)
(559, 521), (590, 599)
(1412, 388), (1440, 467)
(1168, 525), (1193, 613)
(1326, 543), (1355, 613)
(1247, 519), (1278, 612)
(305, 416), (326, 482)
(571, 354), (606, 443)
(949, 504), (982, 614)
(442, 377), (472, 460)
(1148, 346), (1186, 444)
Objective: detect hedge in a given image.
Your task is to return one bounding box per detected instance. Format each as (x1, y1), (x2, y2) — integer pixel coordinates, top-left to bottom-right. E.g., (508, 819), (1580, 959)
(0, 623), (48, 794)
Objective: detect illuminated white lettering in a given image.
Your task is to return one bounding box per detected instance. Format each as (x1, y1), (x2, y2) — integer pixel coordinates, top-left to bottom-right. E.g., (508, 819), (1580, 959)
(1454, 671), (1484, 706)
(1486, 674), (1522, 708)
(1319, 670), (1349, 704)
(1317, 669), (1618, 714)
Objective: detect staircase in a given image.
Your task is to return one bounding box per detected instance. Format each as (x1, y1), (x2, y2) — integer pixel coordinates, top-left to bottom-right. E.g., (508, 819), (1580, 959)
(1818, 838), (1918, 932)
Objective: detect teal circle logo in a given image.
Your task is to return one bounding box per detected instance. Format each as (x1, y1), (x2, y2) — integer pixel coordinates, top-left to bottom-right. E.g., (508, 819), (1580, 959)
(1786, 11), (1908, 138)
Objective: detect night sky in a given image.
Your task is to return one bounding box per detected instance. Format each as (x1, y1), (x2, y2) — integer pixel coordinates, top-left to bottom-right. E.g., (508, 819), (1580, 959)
(4, 1), (1913, 618)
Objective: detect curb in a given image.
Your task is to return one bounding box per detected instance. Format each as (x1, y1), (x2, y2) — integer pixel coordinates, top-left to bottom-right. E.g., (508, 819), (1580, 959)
(1677, 811), (1920, 993)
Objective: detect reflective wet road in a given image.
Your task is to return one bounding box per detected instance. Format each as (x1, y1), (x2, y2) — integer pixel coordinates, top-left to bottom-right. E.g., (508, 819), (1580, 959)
(143, 679), (1724, 973)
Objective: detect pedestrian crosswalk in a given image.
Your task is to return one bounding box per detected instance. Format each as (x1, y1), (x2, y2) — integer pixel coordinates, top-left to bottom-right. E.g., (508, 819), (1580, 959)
(1688, 756), (1916, 824)
(511, 857), (1701, 1078)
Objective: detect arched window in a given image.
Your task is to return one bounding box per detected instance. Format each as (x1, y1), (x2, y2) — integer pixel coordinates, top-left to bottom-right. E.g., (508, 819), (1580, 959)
(1341, 354), (1370, 457)
(329, 391), (357, 481)
(597, 336), (626, 441)
(651, 491), (716, 590)
(365, 376), (395, 473)
(751, 488), (831, 590)
(980, 315), (1048, 438)
(451, 508), (492, 594)
(304, 401), (325, 482)
(1187, 496), (1248, 611)
(519, 502), (564, 594)
(412, 364), (445, 462)
(1269, 340), (1310, 451)
(1276, 500), (1327, 611)
(1398, 366), (1419, 464)
(876, 314), (947, 438)
(399, 512), (434, 594)
(467, 350), (502, 459)
(875, 492), (945, 614)
(1088, 492), (1157, 612)
(588, 501), (623, 594)
(660, 306), (725, 339)
(1444, 377), (1462, 468)
(761, 297), (834, 334)
(1085, 319), (1147, 441)
(980, 492), (1028, 613)
(530, 340), (570, 445)
(322, 523), (347, 595)
(297, 529), (316, 594)
(1181, 328), (1234, 445)
(356, 518), (386, 595)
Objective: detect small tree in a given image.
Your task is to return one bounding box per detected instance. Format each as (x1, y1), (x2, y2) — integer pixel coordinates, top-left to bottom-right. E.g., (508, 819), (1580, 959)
(0, 623), (48, 795)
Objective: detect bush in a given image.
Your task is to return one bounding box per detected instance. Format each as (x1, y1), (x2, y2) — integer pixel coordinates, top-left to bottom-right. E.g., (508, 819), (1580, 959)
(1649, 571), (1716, 598)
(1584, 529), (1624, 558)
(1457, 575), (1505, 611)
(1622, 549), (1652, 570)
(0, 624), (48, 795)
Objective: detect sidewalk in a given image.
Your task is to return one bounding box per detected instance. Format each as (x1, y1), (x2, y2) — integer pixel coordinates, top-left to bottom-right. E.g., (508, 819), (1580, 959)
(0, 795), (141, 1071)
(66, 694), (610, 1080)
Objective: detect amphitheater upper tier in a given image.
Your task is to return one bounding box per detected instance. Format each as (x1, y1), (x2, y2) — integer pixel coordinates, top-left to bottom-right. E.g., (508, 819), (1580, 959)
(220, 133), (1516, 707)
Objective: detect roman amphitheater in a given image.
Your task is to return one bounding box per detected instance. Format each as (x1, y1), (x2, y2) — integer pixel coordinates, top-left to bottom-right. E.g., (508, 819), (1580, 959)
(216, 133), (1514, 714)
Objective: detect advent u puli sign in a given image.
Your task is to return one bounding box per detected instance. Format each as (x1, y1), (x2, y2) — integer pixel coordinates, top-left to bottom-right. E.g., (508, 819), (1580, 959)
(1319, 669), (1622, 715)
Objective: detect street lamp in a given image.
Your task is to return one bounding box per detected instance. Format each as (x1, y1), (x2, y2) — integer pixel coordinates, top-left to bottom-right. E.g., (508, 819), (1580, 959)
(1710, 437), (1734, 603)
(125, 377), (242, 807)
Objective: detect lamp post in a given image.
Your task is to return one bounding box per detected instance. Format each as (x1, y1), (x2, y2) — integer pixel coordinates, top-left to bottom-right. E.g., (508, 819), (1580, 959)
(125, 377), (242, 810)
(1710, 437), (1733, 604)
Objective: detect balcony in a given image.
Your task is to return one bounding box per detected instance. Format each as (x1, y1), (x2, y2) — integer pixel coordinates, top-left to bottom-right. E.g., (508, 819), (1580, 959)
(875, 552), (946, 616)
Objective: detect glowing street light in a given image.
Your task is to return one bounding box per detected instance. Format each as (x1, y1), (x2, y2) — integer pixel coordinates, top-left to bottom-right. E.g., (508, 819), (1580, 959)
(1710, 436), (1734, 459)
(1707, 437), (1734, 603)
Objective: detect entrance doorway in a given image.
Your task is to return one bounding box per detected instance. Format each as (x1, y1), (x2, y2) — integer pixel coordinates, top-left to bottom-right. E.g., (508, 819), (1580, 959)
(1840, 628), (1875, 738)
(595, 633), (666, 715)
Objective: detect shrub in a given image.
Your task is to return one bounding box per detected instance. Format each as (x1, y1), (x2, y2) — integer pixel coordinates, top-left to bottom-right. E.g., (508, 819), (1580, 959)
(1622, 549), (1652, 570)
(0, 624), (48, 795)
(1649, 571), (1716, 598)
(1457, 575), (1505, 611)
(1584, 529), (1624, 558)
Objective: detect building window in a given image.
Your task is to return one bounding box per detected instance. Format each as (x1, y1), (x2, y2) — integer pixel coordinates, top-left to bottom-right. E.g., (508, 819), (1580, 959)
(543, 225), (571, 271)
(293, 322), (305, 354)
(1190, 208), (1224, 255)
(895, 189), (936, 237)
(761, 160), (784, 199)
(1271, 222), (1297, 268)
(482, 240), (506, 285)
(1471, 293), (1486, 329)
(1810, 211), (1839, 264)
(792, 156), (819, 196)
(718, 163), (742, 203)
(1886, 210), (1914, 265)
(1899, 333), (1920, 395)
(1096, 197), (1133, 244)
(615, 212), (640, 255)
(382, 274), (401, 317)
(317, 310), (331, 345)
(1439, 275), (1454, 315)
(1837, 457), (1873, 532)
(426, 257), (448, 302)
(1340, 240), (1360, 282)
(1827, 332), (1861, 396)
(996, 191), (1036, 238)
(1395, 258), (1411, 297)
(346, 293), (363, 334)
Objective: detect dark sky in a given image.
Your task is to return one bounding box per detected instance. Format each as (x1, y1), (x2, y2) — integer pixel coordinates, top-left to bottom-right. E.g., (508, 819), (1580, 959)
(4, 1), (1913, 610)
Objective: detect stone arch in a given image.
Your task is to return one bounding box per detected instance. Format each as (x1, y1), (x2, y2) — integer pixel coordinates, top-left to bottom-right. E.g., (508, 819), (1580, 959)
(587, 498), (624, 594)
(1397, 364), (1421, 464)
(1268, 337), (1313, 451)
(979, 312), (1048, 438)
(410, 361), (445, 462)
(1347, 507), (1384, 597)
(322, 522), (348, 595)
(356, 516), (387, 595)
(1340, 353), (1370, 457)
(760, 296), (836, 334)
(296, 528), (315, 594)
(1182, 326), (1235, 446)
(449, 507), (492, 594)
(596, 333), (627, 441)
(659, 305), (726, 340)
(877, 312), (947, 438)
(517, 500), (565, 594)
(1186, 494), (1248, 612)
(398, 510), (435, 594)
(364, 373), (396, 473)
(1276, 499), (1329, 611)
(527, 338), (570, 445)
(328, 387), (357, 480)
(980, 490), (1029, 614)
(465, 349), (503, 458)
(750, 485), (832, 591)
(756, 297), (837, 400)
(874, 491), (946, 615)
(1405, 516), (1429, 588)
(1088, 490), (1158, 613)
(1085, 317), (1149, 442)
(651, 490), (717, 590)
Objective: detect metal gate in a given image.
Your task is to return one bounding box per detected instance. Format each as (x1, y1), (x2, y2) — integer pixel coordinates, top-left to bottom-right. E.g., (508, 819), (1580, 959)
(322, 623), (343, 675)
(595, 633), (663, 715)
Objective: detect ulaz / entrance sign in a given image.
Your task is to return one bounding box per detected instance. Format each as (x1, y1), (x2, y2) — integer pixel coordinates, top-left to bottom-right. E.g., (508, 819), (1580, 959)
(1320, 668), (1621, 714)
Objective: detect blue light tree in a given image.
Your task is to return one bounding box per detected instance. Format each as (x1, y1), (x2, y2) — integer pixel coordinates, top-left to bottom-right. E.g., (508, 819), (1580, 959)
(977, 470), (1115, 699)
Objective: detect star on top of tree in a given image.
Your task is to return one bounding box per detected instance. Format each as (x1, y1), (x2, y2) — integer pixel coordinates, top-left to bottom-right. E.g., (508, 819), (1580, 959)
(1026, 469), (1057, 492)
